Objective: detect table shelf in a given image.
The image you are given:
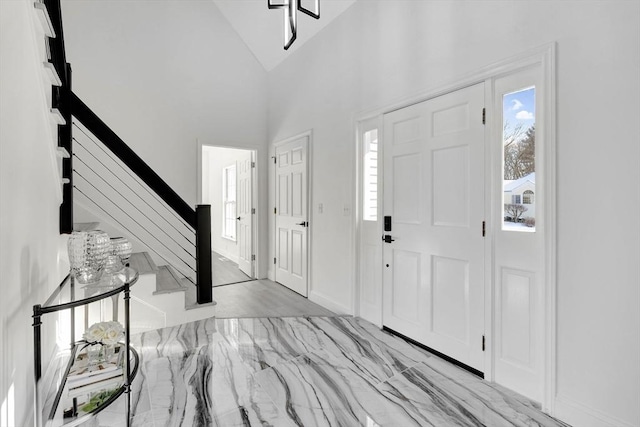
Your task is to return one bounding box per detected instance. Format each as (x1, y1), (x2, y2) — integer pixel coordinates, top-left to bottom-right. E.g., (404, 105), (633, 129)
(33, 268), (139, 427)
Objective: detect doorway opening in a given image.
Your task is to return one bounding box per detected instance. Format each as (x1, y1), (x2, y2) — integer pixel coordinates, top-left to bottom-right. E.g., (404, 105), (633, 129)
(201, 145), (257, 287)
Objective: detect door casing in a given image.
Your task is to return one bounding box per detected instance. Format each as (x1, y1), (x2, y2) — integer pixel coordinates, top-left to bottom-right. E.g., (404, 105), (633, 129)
(354, 44), (556, 412)
(270, 131), (313, 297)
(197, 143), (258, 280)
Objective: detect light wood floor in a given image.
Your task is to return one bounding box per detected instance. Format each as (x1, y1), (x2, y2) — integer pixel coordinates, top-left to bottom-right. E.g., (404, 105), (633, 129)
(212, 251), (252, 287)
(213, 279), (338, 318)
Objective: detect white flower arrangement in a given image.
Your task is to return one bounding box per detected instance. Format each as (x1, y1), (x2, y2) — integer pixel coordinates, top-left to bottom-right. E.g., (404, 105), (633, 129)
(83, 321), (125, 346)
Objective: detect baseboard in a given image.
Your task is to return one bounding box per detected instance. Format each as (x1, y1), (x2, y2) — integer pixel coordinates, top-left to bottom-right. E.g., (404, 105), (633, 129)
(213, 247), (239, 264)
(308, 290), (352, 316)
(267, 269), (274, 281)
(554, 394), (637, 427)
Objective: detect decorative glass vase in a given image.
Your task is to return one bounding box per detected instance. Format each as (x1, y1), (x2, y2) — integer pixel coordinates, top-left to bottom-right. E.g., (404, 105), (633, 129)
(103, 255), (122, 275)
(86, 343), (108, 365)
(68, 230), (110, 284)
(110, 237), (132, 267)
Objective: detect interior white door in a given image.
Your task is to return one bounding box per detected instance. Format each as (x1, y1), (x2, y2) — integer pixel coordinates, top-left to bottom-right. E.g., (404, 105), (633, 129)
(274, 137), (308, 296)
(383, 83), (486, 372)
(236, 151), (253, 277)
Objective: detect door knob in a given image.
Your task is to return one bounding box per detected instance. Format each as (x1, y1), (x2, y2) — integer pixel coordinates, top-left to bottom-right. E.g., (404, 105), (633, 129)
(296, 221), (308, 227)
(382, 234), (395, 243)
(236, 216), (241, 220)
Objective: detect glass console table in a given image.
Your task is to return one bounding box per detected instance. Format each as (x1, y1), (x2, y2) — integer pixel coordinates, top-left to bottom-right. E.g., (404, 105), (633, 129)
(33, 268), (139, 427)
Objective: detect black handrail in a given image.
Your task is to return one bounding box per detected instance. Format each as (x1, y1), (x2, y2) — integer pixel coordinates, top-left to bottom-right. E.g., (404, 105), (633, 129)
(44, 0), (212, 304)
(67, 91), (197, 228)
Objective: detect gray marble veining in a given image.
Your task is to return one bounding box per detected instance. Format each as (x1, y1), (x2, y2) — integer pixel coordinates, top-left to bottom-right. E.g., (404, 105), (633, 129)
(79, 316), (568, 427)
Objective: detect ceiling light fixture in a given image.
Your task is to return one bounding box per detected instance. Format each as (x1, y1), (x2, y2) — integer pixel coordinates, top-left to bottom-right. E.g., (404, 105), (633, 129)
(267, 0), (320, 50)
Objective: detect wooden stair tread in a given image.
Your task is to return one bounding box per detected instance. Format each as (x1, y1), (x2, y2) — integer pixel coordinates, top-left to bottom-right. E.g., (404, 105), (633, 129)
(128, 252), (157, 274)
(73, 222), (99, 231)
(153, 265), (187, 295)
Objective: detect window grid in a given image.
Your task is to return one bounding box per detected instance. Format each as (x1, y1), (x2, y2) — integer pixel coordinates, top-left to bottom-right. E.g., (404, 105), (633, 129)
(363, 129), (378, 222)
(223, 165), (236, 240)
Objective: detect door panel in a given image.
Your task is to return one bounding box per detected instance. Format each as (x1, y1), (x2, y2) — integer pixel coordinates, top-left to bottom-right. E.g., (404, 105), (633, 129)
(391, 249), (421, 324)
(383, 83), (485, 372)
(275, 137), (308, 296)
(431, 256), (469, 342)
(237, 151), (253, 277)
(432, 145), (469, 227)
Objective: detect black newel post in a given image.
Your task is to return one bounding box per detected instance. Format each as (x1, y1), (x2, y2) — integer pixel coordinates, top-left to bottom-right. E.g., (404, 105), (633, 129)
(195, 205), (212, 304)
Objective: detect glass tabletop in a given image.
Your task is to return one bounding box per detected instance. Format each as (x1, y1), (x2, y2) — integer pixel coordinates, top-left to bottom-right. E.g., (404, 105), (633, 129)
(40, 267), (139, 313)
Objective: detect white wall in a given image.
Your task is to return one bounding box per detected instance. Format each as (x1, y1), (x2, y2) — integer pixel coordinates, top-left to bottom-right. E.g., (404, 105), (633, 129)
(61, 0), (270, 278)
(202, 146), (250, 262)
(267, 1), (639, 426)
(0, 1), (69, 425)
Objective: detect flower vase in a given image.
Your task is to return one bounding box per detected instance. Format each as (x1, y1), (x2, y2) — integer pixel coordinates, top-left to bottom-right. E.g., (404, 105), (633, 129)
(86, 343), (108, 365)
(68, 230), (110, 284)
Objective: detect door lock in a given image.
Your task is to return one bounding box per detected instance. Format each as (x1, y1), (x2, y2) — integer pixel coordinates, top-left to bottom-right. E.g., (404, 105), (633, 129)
(382, 234), (395, 243)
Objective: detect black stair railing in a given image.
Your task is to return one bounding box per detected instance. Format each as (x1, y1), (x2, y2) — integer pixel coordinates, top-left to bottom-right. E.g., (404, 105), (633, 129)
(45, 0), (212, 303)
(66, 92), (212, 304)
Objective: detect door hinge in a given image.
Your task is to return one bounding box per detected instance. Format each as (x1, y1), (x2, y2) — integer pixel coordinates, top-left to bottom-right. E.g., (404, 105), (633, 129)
(273, 257), (277, 265)
(251, 254), (255, 261)
(272, 156), (277, 164)
(482, 335), (486, 351)
(252, 208), (256, 214)
(482, 220), (486, 237)
(274, 207), (277, 214)
(251, 161), (255, 168)
(482, 108), (486, 125)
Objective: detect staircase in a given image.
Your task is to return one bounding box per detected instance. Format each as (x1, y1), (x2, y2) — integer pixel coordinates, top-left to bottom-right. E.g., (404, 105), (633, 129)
(36, 0), (215, 321)
(76, 223), (216, 333)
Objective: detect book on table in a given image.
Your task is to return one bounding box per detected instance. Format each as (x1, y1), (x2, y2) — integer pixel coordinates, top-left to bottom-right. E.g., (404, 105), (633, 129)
(66, 343), (124, 391)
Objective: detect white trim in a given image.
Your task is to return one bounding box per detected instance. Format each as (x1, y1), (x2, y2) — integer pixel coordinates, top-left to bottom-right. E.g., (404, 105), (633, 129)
(213, 246), (239, 265)
(309, 290), (351, 316)
(554, 394), (637, 427)
(271, 130), (313, 297)
(353, 115), (384, 325)
(42, 61), (62, 87)
(351, 43), (557, 413)
(222, 164), (237, 241)
(353, 43), (557, 122)
(197, 142), (260, 280)
(540, 43), (557, 416)
(483, 79), (495, 383)
(33, 2), (55, 38)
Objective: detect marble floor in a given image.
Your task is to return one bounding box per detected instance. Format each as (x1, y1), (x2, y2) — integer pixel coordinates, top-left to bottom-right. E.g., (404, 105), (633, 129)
(79, 316), (569, 427)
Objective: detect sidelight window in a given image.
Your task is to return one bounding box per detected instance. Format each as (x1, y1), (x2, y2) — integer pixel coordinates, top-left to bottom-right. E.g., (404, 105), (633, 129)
(362, 129), (379, 221)
(503, 86), (536, 231)
(222, 164), (236, 240)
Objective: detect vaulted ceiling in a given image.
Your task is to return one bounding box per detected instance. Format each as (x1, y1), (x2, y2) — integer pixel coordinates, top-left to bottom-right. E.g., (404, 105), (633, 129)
(212, 0), (357, 71)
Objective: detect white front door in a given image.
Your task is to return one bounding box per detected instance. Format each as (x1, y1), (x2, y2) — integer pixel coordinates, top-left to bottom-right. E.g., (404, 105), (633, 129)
(383, 83), (486, 372)
(275, 137), (308, 296)
(236, 151), (253, 277)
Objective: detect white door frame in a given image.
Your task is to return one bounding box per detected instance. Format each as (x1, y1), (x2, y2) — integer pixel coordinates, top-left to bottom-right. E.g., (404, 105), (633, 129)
(196, 142), (259, 279)
(353, 43), (556, 412)
(270, 130), (313, 296)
